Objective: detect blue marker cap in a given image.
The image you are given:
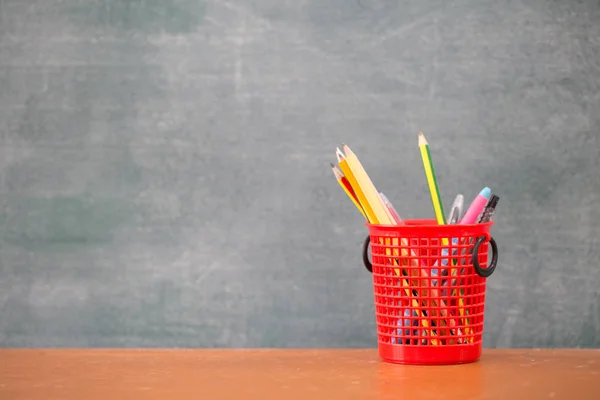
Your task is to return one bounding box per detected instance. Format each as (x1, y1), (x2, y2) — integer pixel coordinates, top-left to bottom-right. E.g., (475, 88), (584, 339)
(480, 187), (491, 199)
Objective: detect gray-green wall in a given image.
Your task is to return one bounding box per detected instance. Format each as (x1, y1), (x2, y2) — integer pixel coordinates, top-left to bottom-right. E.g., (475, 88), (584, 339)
(1, 0), (599, 348)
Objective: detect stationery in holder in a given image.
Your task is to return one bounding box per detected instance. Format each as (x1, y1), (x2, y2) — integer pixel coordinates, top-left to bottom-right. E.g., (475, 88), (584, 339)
(330, 133), (500, 365)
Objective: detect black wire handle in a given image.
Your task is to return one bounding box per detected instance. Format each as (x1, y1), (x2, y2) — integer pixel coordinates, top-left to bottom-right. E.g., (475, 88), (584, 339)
(361, 235), (498, 278)
(362, 235), (373, 273)
(472, 236), (498, 278)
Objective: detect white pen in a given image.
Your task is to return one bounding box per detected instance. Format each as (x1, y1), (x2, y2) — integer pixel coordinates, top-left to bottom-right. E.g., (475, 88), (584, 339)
(447, 194), (464, 224)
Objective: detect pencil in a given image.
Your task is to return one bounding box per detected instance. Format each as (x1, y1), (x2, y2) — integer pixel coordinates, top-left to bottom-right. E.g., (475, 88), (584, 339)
(417, 132), (469, 339)
(381, 200), (463, 343)
(336, 145), (389, 225)
(330, 163), (367, 220)
(339, 145), (438, 344)
(418, 132), (446, 224)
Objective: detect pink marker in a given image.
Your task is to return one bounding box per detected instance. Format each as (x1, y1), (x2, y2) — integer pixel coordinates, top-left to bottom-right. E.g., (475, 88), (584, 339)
(460, 187), (491, 224)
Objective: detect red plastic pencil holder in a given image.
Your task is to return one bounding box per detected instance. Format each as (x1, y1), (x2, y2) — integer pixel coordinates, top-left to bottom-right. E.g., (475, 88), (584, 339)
(361, 219), (498, 365)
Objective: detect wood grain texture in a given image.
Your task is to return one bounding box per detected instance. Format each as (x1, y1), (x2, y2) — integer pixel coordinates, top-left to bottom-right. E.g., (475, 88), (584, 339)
(1, 349), (599, 399)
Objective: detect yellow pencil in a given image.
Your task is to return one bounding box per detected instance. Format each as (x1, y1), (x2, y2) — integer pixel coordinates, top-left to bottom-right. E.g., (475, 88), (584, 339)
(336, 147), (379, 224)
(341, 145), (396, 224)
(418, 132), (446, 224)
(418, 132), (471, 340)
(339, 144), (438, 344)
(330, 163), (367, 220)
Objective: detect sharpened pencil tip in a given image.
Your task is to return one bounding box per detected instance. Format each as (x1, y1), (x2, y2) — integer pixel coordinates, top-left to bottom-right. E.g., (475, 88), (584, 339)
(330, 162), (335, 168)
(330, 163), (343, 179)
(417, 131), (428, 146)
(342, 143), (353, 155)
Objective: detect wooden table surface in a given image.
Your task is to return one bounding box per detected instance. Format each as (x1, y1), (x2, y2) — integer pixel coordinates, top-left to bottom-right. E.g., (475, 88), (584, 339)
(1, 349), (598, 399)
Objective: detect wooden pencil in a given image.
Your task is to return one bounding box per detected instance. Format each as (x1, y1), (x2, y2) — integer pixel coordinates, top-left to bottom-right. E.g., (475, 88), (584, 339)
(417, 132), (470, 340)
(338, 145), (439, 345)
(330, 163), (367, 220)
